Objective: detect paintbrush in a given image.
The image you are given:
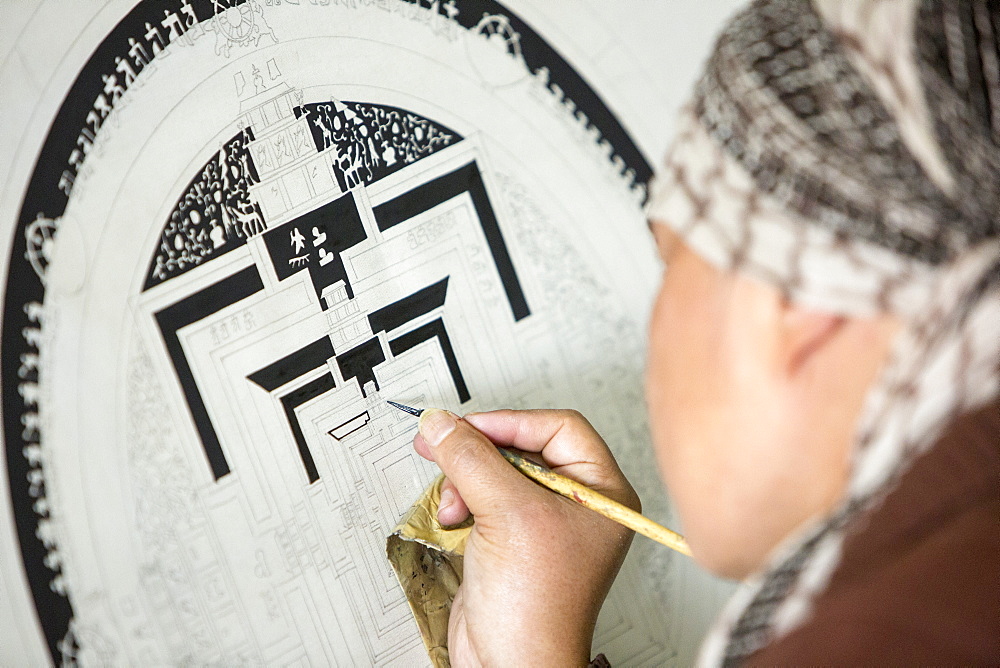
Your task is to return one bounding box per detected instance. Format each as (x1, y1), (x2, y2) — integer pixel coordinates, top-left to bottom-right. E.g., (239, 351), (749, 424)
(388, 401), (692, 557)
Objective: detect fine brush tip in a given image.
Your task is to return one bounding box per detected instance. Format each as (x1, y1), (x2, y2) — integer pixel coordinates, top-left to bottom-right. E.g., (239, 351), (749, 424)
(387, 400), (424, 417)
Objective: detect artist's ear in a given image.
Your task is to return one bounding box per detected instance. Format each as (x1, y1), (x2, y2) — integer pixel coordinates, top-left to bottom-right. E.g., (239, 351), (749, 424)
(778, 299), (846, 377)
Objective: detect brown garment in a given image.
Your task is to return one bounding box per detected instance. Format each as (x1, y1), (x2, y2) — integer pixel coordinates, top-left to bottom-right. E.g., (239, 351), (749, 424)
(749, 398), (1000, 664)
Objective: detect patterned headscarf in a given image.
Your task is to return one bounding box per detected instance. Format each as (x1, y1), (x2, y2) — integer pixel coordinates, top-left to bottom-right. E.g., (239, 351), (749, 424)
(647, 1), (1000, 664)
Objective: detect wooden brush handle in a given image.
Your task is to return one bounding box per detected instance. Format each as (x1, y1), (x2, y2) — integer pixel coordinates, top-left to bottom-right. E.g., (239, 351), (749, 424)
(498, 448), (692, 557)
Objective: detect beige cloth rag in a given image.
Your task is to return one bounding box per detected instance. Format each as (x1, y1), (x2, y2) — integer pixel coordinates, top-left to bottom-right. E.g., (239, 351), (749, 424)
(386, 475), (472, 667)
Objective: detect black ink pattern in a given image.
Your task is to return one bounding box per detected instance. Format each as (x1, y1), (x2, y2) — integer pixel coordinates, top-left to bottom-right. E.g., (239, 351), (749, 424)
(248, 337), (336, 484)
(279, 374), (336, 484)
(244, 278), (463, 485)
(153, 266), (265, 480)
(262, 190), (367, 303)
(3, 1), (236, 659)
(296, 101), (459, 190)
(3, 1), (651, 660)
(373, 160), (530, 321)
(145, 129), (263, 289)
(248, 337), (336, 392)
(369, 278), (470, 402)
(389, 318), (470, 403)
(144, 102), (460, 291)
(335, 338), (387, 399)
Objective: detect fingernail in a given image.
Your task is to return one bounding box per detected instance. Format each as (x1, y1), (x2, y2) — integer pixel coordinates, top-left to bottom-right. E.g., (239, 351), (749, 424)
(419, 409), (456, 447)
(439, 487), (455, 513)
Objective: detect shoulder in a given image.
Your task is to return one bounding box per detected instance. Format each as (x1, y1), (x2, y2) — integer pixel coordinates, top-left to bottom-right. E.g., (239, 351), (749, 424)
(753, 496), (999, 664)
(750, 399), (1000, 664)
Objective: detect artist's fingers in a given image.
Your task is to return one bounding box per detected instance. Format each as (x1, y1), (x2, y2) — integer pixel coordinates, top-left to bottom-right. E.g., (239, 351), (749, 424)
(415, 430), (545, 469)
(415, 411), (595, 467)
(436, 477), (470, 526)
(463, 410), (635, 507)
(417, 409), (543, 517)
(463, 409), (611, 465)
(411, 434), (471, 523)
(413, 431), (433, 461)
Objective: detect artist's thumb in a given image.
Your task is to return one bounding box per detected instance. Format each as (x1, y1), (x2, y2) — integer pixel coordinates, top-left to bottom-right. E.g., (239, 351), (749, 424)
(418, 408), (537, 517)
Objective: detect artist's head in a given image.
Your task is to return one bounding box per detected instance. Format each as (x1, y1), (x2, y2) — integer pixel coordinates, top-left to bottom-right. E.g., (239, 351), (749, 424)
(644, 0), (1000, 579)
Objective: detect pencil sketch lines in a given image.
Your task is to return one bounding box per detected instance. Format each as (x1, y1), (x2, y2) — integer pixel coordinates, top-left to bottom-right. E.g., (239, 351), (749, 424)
(329, 411), (371, 441)
(373, 160), (530, 321)
(145, 101), (462, 292)
(368, 277), (470, 403)
(296, 101), (459, 190)
(153, 266), (265, 480)
(331, 276), (463, 402)
(145, 129), (262, 289)
(151, 125), (528, 487)
(389, 318), (469, 402)
(279, 374), (336, 484)
(210, 0), (275, 58)
(248, 337), (335, 483)
(241, 274), (461, 486)
(2, 0), (662, 661)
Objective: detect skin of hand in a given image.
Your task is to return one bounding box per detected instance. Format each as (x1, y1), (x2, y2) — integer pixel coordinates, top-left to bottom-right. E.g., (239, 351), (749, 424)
(411, 408), (639, 667)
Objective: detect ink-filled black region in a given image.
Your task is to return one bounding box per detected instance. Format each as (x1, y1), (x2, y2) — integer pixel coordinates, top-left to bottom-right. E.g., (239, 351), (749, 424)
(263, 191), (367, 303)
(248, 337), (335, 392)
(336, 338), (386, 397)
(372, 161), (530, 322)
(5, 0), (652, 656)
(389, 318), (470, 403)
(366, 277), (470, 404)
(367, 277), (449, 333)
(247, 336), (336, 484)
(279, 373), (336, 484)
(400, 0), (654, 194)
(295, 101), (462, 189)
(250, 278), (468, 483)
(154, 266), (264, 480)
(4, 1), (244, 657)
(142, 128), (262, 291)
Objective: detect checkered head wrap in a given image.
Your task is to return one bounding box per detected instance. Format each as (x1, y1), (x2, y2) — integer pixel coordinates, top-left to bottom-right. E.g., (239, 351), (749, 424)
(647, 1), (1000, 664)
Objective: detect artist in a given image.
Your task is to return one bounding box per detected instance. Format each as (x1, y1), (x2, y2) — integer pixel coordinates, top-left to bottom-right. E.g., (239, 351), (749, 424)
(412, 1), (1000, 664)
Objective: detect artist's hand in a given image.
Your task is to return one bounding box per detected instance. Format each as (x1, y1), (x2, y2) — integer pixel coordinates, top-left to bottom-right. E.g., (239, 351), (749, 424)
(412, 409), (639, 667)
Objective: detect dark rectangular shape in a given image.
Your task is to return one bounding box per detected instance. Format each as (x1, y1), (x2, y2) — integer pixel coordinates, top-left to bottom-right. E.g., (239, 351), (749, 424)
(248, 337), (335, 392)
(154, 266), (265, 480)
(372, 161), (530, 322)
(263, 190), (368, 301)
(280, 373), (336, 484)
(367, 277), (449, 334)
(389, 317), (470, 403)
(336, 337), (387, 396)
